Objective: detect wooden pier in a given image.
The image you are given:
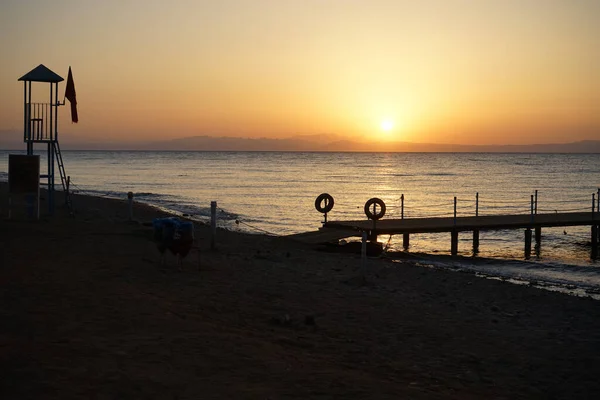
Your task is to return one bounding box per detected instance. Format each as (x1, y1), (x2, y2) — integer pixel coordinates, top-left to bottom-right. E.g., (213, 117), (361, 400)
(294, 192), (600, 260)
(319, 212), (599, 259)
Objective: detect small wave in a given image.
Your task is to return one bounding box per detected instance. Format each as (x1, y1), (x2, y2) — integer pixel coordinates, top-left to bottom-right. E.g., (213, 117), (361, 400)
(423, 172), (456, 177)
(134, 192), (175, 199)
(74, 189), (124, 199)
(400, 255), (600, 300)
(137, 198), (239, 222)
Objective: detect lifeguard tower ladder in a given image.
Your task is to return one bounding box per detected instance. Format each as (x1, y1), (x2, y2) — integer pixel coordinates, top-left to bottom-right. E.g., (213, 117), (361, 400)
(18, 64), (71, 214)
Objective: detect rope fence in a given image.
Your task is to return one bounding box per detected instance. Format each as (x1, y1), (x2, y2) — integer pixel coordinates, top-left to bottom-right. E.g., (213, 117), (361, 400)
(355, 190), (600, 220)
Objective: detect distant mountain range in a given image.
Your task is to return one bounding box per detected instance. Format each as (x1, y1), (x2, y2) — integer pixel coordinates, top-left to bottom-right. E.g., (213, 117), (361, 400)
(1, 130), (599, 152)
(143, 135), (600, 153)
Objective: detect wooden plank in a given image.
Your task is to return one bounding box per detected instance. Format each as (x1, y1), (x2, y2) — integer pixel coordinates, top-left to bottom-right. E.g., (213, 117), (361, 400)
(324, 212), (598, 235)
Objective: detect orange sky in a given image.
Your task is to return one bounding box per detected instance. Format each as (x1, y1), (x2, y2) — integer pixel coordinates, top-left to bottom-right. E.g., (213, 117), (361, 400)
(0, 0), (598, 146)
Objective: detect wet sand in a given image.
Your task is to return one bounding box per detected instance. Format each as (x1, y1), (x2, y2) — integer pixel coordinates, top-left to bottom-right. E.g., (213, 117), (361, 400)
(2, 183), (600, 399)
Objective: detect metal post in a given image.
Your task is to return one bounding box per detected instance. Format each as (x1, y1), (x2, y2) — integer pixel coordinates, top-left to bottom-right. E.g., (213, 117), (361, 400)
(475, 192), (479, 217)
(27, 82), (32, 155)
(54, 82), (59, 141)
(370, 219), (377, 243)
(23, 81), (27, 143)
(47, 143), (53, 214)
(530, 195), (534, 223)
(40, 103), (44, 139)
(534, 190), (538, 215)
(211, 201), (217, 250)
(361, 231), (367, 279)
(127, 192), (134, 220)
(50, 81), (53, 141)
(401, 194), (404, 219)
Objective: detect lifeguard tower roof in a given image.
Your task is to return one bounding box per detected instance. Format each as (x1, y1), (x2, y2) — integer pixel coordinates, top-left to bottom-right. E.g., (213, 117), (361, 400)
(18, 64), (63, 83)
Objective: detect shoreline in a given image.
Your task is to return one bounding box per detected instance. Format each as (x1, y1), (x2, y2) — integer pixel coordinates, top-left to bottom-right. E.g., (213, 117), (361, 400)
(396, 253), (600, 300)
(4, 180), (598, 296)
(2, 183), (600, 398)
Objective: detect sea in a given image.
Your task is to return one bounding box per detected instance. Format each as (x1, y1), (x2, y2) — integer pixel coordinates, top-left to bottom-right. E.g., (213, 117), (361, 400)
(1, 150), (599, 298)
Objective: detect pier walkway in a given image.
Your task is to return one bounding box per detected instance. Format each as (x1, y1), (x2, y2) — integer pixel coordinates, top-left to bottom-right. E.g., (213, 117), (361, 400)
(291, 192), (600, 259)
(325, 212), (596, 234)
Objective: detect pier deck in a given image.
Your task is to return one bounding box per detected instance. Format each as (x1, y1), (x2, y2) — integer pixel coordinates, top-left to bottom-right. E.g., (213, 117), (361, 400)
(290, 211), (599, 259)
(302, 191), (600, 258)
(324, 212), (598, 235)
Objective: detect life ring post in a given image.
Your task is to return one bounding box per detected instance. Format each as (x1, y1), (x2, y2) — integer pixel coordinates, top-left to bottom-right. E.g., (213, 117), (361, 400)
(364, 198), (386, 220)
(315, 193), (335, 224)
(364, 198), (386, 243)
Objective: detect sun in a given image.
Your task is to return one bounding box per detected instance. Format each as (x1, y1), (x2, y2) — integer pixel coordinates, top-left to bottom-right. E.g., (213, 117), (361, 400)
(380, 119), (394, 132)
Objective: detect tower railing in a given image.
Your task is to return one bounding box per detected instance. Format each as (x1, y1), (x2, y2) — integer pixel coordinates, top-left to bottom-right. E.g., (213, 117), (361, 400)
(25, 102), (56, 142)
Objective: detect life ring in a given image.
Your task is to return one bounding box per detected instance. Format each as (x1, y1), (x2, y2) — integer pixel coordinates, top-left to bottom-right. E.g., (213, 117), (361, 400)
(364, 198), (386, 220)
(315, 193), (334, 213)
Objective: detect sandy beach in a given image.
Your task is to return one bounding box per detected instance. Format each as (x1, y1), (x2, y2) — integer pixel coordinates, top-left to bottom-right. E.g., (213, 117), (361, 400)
(2, 183), (600, 399)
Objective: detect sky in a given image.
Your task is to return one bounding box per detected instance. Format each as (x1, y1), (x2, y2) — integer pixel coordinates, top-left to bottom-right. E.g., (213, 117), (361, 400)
(0, 0), (599, 147)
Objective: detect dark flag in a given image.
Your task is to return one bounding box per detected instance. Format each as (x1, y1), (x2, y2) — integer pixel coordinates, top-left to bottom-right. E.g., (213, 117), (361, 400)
(64, 66), (78, 123)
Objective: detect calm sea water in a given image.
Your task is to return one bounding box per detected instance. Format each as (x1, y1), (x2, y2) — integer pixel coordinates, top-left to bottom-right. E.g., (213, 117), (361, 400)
(1, 150), (599, 295)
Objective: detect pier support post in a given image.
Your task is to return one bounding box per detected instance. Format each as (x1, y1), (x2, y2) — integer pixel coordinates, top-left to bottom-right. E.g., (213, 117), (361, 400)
(451, 230), (458, 256)
(592, 225), (598, 260)
(535, 227), (542, 257)
(524, 228), (532, 259)
(368, 231), (378, 242)
(210, 201), (217, 251)
(472, 229), (480, 255)
(403, 233), (410, 250)
(369, 220), (378, 243)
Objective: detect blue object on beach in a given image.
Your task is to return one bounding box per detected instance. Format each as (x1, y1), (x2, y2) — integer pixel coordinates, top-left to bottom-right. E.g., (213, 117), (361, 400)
(153, 217), (178, 254)
(178, 221), (194, 236)
(152, 218), (194, 263)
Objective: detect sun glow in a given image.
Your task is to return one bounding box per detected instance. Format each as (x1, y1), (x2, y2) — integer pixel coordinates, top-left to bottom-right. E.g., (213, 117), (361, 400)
(380, 119), (394, 132)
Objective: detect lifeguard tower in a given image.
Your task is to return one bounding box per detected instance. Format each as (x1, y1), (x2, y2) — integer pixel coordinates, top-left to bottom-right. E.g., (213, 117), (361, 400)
(17, 64), (72, 214)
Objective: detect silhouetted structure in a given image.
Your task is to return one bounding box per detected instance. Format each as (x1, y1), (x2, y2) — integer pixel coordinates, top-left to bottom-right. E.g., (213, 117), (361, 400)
(18, 64), (71, 214)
